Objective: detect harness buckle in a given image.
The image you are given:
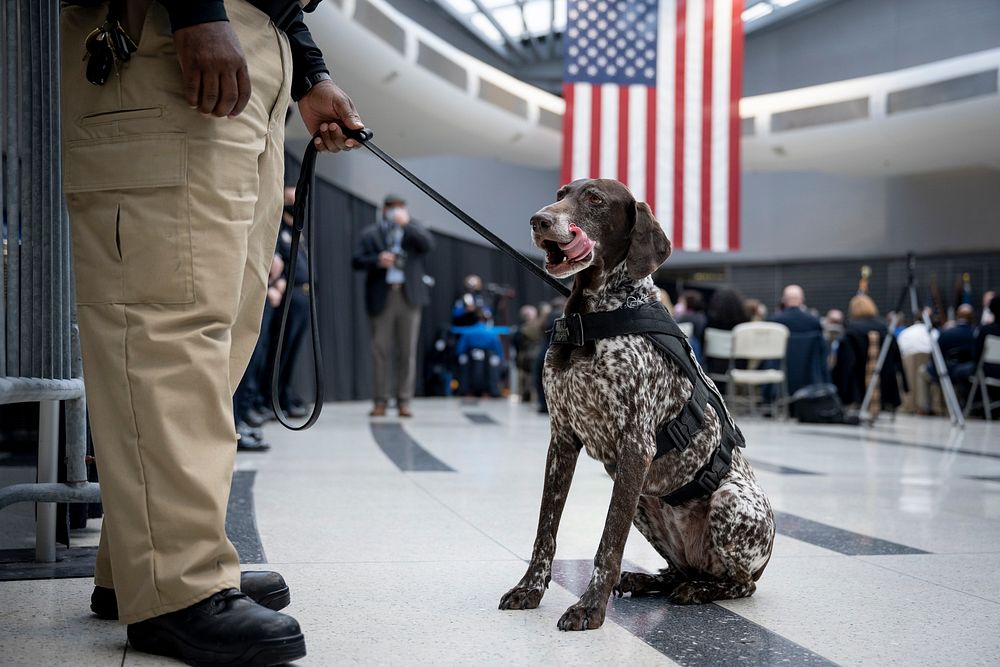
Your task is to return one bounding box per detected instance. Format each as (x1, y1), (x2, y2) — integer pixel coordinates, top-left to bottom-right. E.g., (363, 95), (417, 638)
(692, 468), (720, 496)
(551, 313), (585, 346)
(692, 452), (726, 495)
(658, 394), (706, 454)
(664, 419), (690, 451)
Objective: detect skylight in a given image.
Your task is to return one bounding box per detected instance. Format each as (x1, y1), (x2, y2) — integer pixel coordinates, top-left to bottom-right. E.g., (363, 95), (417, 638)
(434, 0), (826, 65)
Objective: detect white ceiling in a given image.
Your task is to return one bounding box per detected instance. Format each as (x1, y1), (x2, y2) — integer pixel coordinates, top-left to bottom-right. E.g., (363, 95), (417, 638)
(294, 3), (1000, 178)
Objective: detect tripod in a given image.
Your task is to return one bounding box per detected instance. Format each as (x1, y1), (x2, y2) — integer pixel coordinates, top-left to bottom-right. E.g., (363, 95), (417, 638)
(859, 254), (965, 427)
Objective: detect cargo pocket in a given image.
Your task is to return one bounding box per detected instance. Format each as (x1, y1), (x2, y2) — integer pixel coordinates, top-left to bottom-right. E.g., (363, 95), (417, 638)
(64, 132), (193, 305)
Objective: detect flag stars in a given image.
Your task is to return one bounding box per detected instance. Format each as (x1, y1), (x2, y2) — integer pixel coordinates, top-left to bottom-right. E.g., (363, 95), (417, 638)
(565, 0), (658, 86)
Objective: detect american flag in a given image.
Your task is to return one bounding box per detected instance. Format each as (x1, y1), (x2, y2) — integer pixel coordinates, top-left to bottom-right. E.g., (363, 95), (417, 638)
(562, 0), (744, 251)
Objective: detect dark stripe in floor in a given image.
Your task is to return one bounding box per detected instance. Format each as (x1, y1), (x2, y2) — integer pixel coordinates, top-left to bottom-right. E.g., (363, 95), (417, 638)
(550, 559), (836, 666)
(746, 459), (822, 475)
(370, 422), (455, 472)
(966, 476), (1000, 482)
(464, 413), (499, 425)
(775, 511), (928, 556)
(794, 429), (1000, 460)
(226, 470), (266, 563)
(0, 546), (97, 581)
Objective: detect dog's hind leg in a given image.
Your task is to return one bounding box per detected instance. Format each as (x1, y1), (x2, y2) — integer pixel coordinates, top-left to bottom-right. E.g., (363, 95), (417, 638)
(669, 475), (775, 605)
(499, 427), (581, 612)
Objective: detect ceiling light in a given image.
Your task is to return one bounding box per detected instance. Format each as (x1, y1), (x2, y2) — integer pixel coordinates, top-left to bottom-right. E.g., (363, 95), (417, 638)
(470, 13), (504, 44)
(441, 0), (477, 14)
(741, 3), (774, 22)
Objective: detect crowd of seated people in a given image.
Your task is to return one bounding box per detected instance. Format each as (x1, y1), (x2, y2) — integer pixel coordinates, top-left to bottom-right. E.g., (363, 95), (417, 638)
(445, 275), (1000, 421)
(826, 291), (999, 418)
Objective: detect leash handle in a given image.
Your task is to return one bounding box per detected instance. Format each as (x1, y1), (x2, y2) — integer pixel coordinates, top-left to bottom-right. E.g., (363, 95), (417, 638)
(270, 139), (325, 430)
(343, 126), (374, 143)
(341, 125), (571, 298)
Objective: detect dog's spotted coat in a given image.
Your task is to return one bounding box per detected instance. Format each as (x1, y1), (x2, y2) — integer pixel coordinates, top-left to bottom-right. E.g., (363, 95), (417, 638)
(499, 179), (775, 631)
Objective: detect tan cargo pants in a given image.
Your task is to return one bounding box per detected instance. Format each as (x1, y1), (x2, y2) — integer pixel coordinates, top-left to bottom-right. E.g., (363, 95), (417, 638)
(61, 0), (291, 624)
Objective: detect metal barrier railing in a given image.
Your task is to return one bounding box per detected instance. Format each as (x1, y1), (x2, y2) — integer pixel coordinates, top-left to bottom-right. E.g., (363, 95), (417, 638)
(0, 0), (100, 562)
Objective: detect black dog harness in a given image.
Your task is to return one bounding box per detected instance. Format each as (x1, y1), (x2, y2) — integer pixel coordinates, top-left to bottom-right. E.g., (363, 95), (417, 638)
(550, 302), (745, 506)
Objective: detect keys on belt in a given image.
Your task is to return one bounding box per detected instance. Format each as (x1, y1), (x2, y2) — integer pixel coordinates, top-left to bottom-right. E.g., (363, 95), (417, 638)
(83, 13), (137, 86)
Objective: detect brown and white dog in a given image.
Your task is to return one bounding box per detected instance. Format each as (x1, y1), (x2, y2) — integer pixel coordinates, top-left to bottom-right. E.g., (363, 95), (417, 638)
(499, 179), (774, 631)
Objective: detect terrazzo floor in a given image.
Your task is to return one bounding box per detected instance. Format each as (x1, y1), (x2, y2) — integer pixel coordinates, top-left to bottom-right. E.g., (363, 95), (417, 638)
(2, 398), (999, 665)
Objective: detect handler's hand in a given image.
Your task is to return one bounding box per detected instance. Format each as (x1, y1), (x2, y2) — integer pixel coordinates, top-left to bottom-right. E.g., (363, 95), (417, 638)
(298, 80), (365, 152)
(174, 22), (251, 118)
(377, 252), (396, 269)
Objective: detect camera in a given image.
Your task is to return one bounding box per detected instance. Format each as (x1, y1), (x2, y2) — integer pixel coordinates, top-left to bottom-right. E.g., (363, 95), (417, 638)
(393, 250), (407, 270)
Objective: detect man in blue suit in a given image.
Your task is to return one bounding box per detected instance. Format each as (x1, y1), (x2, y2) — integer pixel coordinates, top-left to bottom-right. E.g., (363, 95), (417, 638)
(771, 285), (822, 333)
(770, 285), (826, 396)
(936, 304), (977, 384)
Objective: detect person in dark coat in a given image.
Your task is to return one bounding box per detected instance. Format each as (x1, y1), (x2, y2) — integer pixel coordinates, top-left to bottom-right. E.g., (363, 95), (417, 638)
(704, 288), (749, 387)
(832, 294), (905, 409)
(352, 195), (435, 417)
(937, 304), (977, 375)
(676, 290), (708, 343)
(770, 285), (827, 395)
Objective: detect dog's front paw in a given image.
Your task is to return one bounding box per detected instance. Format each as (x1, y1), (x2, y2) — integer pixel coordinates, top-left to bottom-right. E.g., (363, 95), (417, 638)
(557, 602), (606, 631)
(499, 585), (544, 610)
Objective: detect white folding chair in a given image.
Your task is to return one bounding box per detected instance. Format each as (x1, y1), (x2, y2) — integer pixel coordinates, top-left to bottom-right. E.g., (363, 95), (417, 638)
(703, 327), (733, 386)
(678, 321), (695, 339)
(964, 334), (1000, 420)
(728, 322), (791, 418)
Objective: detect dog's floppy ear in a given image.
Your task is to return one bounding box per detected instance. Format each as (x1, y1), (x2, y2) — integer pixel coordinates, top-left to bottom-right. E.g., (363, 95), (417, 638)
(626, 201), (671, 280)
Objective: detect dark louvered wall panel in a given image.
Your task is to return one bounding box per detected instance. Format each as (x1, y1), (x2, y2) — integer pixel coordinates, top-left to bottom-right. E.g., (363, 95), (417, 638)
(676, 251), (1000, 316)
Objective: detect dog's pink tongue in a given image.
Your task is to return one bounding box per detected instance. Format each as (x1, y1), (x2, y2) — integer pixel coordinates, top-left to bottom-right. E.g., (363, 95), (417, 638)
(558, 224), (595, 262)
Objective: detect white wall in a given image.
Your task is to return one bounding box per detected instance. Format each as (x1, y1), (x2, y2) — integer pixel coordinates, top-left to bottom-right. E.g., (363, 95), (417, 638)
(669, 167), (1000, 266)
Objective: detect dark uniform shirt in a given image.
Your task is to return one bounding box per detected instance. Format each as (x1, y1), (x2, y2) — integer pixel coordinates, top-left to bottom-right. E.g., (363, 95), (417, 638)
(158, 0), (329, 100)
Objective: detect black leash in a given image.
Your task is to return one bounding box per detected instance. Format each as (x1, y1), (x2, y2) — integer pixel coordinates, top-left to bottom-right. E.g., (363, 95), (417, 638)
(271, 140), (323, 430)
(271, 127), (569, 430)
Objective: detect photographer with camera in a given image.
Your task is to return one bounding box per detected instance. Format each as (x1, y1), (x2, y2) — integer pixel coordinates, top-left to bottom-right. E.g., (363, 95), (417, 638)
(353, 195), (435, 417)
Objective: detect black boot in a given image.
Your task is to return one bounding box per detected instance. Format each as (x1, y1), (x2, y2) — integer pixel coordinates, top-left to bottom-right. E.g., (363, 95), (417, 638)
(126, 588), (305, 666)
(91, 571), (291, 620)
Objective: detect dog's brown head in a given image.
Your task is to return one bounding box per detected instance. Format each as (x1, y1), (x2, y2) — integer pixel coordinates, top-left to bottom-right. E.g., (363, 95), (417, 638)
(530, 179), (671, 282)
